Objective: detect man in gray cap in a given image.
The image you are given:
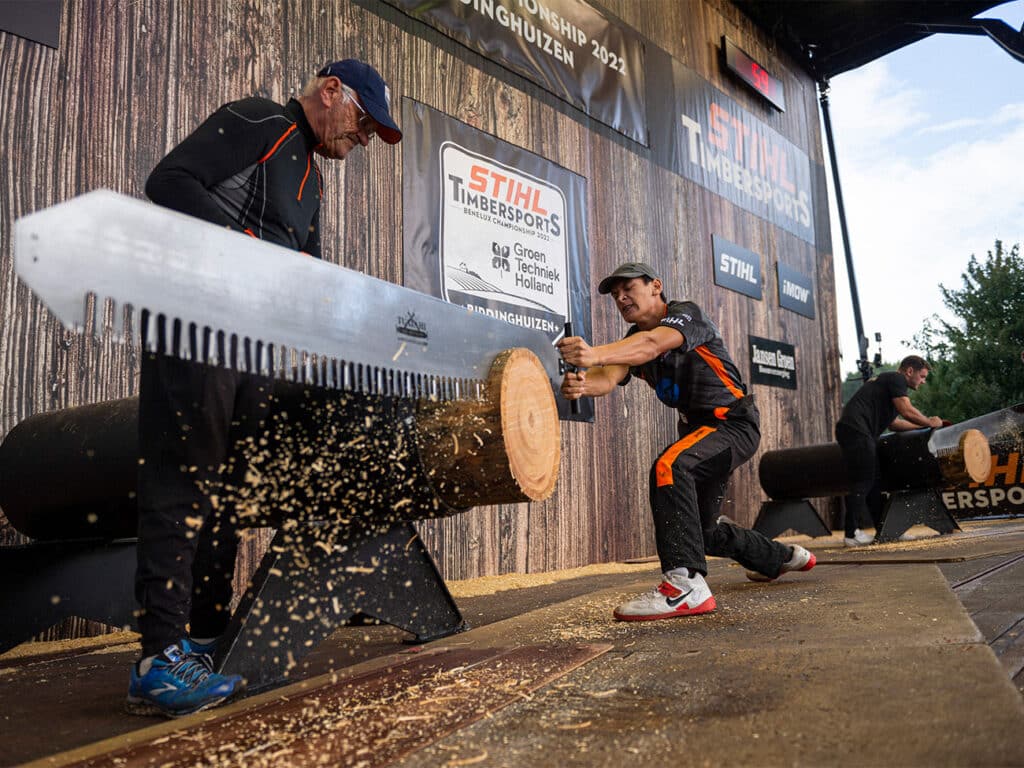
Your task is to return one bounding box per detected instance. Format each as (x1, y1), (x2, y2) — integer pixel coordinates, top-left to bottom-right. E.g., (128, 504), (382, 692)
(557, 262), (816, 621)
(131, 59), (401, 717)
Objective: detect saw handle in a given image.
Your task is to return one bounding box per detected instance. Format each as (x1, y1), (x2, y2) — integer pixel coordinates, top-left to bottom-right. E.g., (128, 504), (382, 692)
(563, 321), (581, 416)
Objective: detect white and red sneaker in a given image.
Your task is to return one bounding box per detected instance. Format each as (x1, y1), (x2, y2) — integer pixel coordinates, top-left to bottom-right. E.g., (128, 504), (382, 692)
(746, 545), (816, 582)
(613, 572), (716, 621)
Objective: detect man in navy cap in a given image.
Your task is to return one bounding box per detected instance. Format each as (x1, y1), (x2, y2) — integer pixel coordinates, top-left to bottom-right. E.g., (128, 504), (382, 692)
(131, 60), (401, 717)
(558, 262), (816, 622)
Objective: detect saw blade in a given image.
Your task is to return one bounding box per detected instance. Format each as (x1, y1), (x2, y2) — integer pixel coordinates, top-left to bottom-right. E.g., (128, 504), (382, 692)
(14, 190), (563, 400)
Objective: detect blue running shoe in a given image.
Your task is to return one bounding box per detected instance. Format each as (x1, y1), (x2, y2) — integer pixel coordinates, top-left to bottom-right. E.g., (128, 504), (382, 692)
(126, 643), (244, 717)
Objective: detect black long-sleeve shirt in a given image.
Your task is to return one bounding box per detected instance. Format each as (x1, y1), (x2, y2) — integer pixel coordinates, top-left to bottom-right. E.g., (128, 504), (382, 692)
(146, 97), (323, 258)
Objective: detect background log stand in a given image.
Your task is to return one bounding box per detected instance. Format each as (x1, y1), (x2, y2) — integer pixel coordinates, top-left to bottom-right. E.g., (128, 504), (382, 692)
(754, 426), (992, 543)
(871, 428), (989, 542)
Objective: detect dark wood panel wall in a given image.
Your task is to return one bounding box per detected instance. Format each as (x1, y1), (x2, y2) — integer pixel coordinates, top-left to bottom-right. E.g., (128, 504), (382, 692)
(0, 1), (842, 589)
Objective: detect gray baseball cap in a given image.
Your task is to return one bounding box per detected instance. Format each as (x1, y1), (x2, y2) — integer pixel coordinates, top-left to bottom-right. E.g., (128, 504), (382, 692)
(597, 262), (661, 294)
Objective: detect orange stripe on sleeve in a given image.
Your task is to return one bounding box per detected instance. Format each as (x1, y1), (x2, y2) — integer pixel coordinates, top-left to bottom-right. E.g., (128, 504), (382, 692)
(259, 124), (298, 163)
(297, 153), (311, 200)
(655, 426), (717, 487)
(695, 345), (745, 400)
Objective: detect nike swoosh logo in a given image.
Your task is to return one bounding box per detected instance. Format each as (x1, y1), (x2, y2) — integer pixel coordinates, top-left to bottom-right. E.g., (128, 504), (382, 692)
(666, 589), (693, 608)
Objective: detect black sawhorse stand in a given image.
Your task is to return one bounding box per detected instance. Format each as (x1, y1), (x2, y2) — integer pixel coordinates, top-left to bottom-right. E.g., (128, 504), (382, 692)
(0, 391), (467, 686)
(0, 523), (463, 689)
(753, 499), (832, 540)
(0, 522), (463, 688)
(216, 520), (464, 689)
(0, 538), (138, 653)
(875, 489), (961, 543)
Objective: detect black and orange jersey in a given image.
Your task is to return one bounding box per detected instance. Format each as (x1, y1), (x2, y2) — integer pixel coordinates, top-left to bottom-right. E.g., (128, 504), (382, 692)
(146, 97), (322, 258)
(619, 300), (750, 422)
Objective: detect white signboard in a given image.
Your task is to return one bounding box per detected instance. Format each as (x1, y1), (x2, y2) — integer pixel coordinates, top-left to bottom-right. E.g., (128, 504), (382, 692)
(440, 142), (570, 335)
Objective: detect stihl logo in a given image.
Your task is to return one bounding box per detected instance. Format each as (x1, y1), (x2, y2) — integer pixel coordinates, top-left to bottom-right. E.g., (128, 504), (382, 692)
(396, 311), (428, 339)
(468, 164), (548, 215)
(663, 315), (692, 327)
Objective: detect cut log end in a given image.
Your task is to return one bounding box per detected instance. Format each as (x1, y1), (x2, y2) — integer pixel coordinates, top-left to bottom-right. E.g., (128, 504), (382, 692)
(415, 347), (560, 509)
(960, 428), (992, 484)
(498, 348), (560, 501)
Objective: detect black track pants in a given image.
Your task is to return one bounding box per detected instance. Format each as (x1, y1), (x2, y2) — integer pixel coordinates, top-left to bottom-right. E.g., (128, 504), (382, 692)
(650, 417), (789, 578)
(136, 353), (269, 656)
(835, 422), (883, 537)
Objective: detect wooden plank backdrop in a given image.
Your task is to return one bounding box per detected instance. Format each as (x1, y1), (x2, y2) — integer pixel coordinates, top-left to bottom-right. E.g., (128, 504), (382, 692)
(0, 0), (842, 639)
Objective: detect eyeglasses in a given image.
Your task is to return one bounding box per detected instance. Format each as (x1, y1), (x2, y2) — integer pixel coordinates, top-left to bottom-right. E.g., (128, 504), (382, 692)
(341, 85), (376, 137)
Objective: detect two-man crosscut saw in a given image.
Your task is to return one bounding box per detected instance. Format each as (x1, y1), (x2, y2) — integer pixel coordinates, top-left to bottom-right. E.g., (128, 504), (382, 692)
(14, 190), (563, 401)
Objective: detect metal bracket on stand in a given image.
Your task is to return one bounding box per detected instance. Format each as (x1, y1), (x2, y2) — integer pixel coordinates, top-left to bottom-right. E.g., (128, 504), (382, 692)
(216, 520), (465, 690)
(752, 499), (832, 540)
(876, 489), (961, 543)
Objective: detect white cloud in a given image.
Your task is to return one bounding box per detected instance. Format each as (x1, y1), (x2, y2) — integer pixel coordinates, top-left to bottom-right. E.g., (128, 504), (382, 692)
(918, 117), (986, 135)
(824, 61), (1024, 368)
(919, 102), (1024, 135)
(826, 61), (929, 160)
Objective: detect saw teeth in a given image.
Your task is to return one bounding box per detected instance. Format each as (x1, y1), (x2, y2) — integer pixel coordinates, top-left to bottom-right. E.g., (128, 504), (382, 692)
(57, 299), (487, 400)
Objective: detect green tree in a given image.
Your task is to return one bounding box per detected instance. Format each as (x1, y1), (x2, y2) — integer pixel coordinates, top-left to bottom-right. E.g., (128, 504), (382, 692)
(909, 240), (1024, 423)
(841, 362), (896, 405)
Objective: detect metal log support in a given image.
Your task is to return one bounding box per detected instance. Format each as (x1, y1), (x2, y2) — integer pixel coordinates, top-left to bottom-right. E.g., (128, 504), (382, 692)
(0, 387), (478, 687)
(754, 414), (998, 541)
(0, 539), (138, 653)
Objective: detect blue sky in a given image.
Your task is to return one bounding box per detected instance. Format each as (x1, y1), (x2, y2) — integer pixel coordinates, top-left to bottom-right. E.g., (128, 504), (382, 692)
(824, 0), (1024, 373)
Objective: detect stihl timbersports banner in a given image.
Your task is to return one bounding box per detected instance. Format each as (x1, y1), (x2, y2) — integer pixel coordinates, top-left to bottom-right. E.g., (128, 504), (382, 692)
(402, 98), (593, 421)
(648, 51), (816, 246)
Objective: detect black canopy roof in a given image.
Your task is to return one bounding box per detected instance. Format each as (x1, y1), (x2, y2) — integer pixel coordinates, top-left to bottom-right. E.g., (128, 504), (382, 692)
(732, 1), (1016, 81)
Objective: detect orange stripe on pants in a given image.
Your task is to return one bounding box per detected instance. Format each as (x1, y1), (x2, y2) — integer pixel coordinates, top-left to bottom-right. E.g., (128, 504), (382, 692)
(655, 425), (717, 487)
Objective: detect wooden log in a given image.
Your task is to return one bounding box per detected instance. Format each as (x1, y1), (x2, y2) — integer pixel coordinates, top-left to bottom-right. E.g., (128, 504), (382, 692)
(415, 348), (560, 508)
(0, 398), (139, 540)
(0, 349), (561, 539)
(759, 424), (993, 501)
(879, 427), (992, 491)
(758, 443), (847, 500)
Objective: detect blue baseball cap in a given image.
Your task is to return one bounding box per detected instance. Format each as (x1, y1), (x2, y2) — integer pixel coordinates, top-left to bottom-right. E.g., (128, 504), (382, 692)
(317, 59), (402, 144)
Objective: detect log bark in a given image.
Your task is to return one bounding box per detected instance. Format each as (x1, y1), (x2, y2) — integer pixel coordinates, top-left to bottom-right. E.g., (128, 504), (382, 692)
(415, 348), (560, 508)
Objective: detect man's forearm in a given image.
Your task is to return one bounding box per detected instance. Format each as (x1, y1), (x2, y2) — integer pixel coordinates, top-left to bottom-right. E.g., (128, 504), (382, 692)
(591, 330), (671, 367)
(893, 396), (940, 428)
(579, 365), (627, 397)
(901, 405), (935, 427)
(889, 417), (921, 432)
